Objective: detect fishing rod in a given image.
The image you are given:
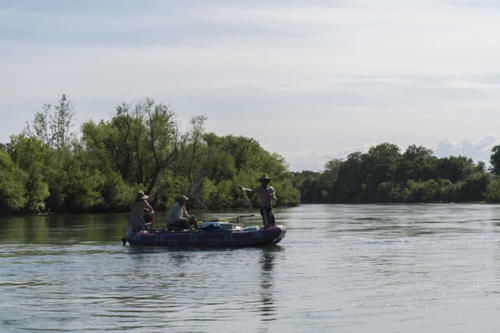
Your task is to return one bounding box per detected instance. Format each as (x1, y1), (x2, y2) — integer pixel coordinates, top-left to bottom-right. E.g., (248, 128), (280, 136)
(216, 214), (255, 222)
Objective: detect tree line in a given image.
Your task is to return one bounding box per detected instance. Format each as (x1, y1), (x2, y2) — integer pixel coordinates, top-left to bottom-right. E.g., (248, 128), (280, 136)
(293, 143), (500, 204)
(2, 95), (500, 214)
(0, 95), (300, 213)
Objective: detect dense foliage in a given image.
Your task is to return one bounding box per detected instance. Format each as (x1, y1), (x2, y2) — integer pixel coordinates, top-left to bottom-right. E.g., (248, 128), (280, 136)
(0, 96), (300, 213)
(294, 143), (500, 204)
(3, 95), (500, 213)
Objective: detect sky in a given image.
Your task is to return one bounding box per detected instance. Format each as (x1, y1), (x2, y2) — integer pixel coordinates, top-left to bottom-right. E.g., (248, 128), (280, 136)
(1, 0), (500, 171)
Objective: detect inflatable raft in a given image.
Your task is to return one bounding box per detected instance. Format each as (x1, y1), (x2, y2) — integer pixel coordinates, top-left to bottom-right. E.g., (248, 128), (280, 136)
(124, 223), (286, 247)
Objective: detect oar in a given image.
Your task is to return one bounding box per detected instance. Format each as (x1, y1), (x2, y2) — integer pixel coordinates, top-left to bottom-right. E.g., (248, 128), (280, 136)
(217, 214), (255, 222)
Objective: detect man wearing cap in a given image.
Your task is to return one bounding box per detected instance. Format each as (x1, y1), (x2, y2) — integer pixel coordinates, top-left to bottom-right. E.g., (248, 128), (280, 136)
(166, 195), (199, 231)
(239, 175), (276, 228)
(129, 191), (154, 231)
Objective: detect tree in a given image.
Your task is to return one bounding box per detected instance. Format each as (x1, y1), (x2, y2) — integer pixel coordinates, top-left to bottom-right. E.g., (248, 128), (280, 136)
(457, 172), (490, 202)
(2, 95), (305, 213)
(490, 145), (500, 175)
(294, 142), (496, 204)
(25, 94), (74, 149)
(395, 145), (437, 182)
(436, 156), (475, 183)
(0, 150), (27, 211)
(360, 143), (401, 201)
(7, 135), (50, 211)
(184, 115), (208, 197)
(291, 171), (324, 203)
(321, 159), (342, 195)
(82, 98), (178, 198)
(486, 176), (500, 202)
(333, 152), (364, 202)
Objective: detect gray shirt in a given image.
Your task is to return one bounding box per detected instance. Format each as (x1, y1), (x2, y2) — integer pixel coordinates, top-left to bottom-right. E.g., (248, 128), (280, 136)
(166, 202), (191, 225)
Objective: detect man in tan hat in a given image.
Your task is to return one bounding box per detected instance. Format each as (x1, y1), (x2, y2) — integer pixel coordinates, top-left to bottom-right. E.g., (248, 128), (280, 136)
(166, 195), (199, 231)
(129, 191), (154, 231)
(239, 174), (276, 228)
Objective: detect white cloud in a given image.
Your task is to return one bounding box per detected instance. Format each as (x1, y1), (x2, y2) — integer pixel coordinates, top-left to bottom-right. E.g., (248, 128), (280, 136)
(285, 143), (374, 172)
(433, 136), (500, 163)
(286, 136), (500, 172)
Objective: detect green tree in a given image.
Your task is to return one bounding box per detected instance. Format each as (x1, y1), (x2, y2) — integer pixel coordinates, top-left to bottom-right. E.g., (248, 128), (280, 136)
(333, 152), (364, 202)
(320, 159), (342, 201)
(436, 156), (474, 183)
(358, 143), (401, 201)
(82, 99), (178, 199)
(7, 135), (50, 211)
(486, 176), (500, 202)
(457, 172), (491, 202)
(490, 145), (500, 175)
(25, 94), (74, 149)
(0, 150), (27, 211)
(180, 115), (208, 201)
(395, 145), (437, 182)
(291, 171), (323, 203)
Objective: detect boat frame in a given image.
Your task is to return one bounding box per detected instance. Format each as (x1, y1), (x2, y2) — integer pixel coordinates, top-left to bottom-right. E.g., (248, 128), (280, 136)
(125, 225), (286, 247)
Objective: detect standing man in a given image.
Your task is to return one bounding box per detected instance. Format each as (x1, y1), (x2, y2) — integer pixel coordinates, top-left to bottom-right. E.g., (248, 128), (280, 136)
(166, 195), (199, 231)
(239, 174), (276, 228)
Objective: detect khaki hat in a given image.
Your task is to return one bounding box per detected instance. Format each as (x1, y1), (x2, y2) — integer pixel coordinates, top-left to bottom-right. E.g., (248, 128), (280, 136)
(177, 195), (189, 202)
(136, 191), (149, 200)
(258, 174), (271, 181)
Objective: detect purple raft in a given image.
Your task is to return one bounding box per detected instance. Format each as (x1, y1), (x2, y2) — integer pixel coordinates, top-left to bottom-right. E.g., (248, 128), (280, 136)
(125, 224), (286, 247)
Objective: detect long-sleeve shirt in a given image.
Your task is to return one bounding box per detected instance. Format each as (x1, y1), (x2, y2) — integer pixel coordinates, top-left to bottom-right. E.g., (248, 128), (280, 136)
(242, 185), (276, 208)
(166, 202), (191, 225)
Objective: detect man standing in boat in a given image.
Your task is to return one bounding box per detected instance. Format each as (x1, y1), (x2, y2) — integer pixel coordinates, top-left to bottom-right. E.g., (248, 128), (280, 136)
(166, 195), (200, 231)
(239, 174), (276, 228)
(129, 191), (154, 231)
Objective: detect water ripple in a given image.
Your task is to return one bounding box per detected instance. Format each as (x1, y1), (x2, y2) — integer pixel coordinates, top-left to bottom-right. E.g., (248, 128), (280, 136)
(3, 205), (500, 332)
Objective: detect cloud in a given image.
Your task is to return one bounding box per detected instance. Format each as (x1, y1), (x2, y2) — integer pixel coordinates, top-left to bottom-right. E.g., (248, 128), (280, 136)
(284, 144), (374, 172)
(433, 136), (500, 163)
(287, 137), (500, 172)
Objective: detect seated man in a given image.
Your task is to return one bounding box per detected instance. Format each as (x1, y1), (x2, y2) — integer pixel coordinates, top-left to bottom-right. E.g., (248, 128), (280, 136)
(166, 195), (199, 231)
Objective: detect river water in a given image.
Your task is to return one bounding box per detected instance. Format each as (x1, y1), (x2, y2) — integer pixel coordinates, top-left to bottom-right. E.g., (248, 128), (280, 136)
(2, 204), (500, 332)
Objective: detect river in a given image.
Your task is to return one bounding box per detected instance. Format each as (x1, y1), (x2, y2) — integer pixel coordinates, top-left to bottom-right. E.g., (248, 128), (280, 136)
(2, 204), (500, 332)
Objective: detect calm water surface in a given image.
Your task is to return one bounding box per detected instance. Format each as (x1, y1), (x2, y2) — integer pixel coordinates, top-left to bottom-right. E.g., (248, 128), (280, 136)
(2, 204), (500, 332)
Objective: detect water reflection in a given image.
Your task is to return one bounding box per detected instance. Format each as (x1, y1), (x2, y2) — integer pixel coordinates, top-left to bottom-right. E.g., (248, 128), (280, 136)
(258, 247), (278, 323)
(0, 214), (128, 244)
